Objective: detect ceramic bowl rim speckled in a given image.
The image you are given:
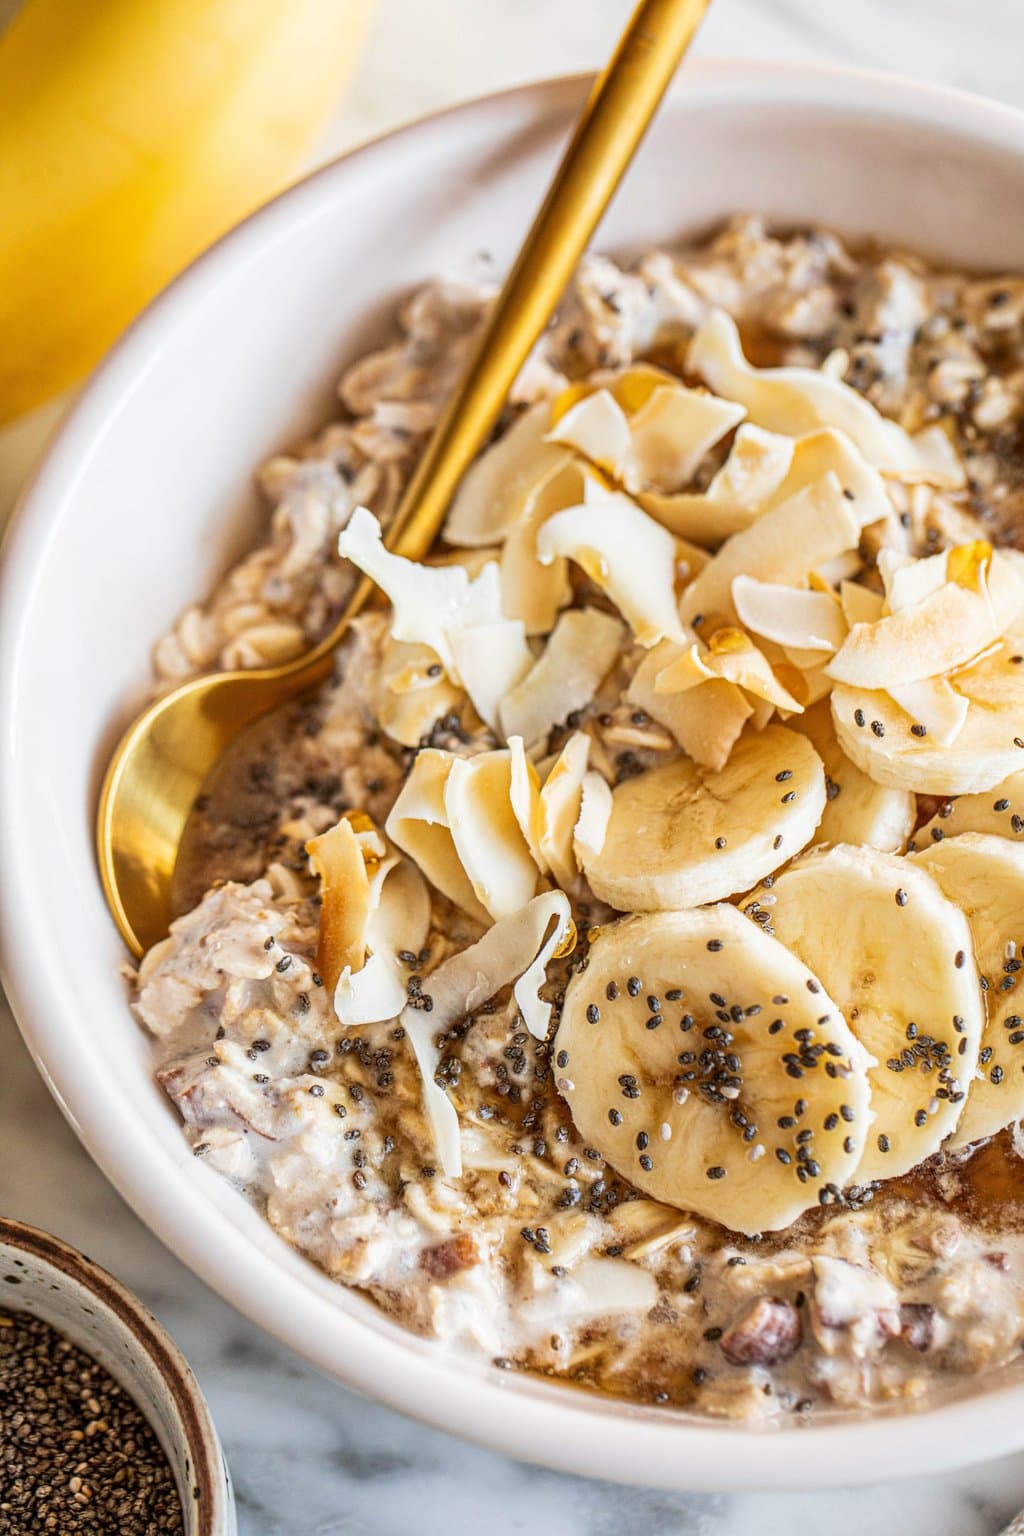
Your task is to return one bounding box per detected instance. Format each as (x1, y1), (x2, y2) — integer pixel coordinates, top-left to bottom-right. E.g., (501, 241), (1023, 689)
(7, 61), (1024, 1491)
(0, 1216), (235, 1534)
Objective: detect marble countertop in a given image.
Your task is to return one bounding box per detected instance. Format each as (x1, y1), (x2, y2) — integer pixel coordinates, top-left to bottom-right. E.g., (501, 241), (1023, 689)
(6, 2), (1024, 1531)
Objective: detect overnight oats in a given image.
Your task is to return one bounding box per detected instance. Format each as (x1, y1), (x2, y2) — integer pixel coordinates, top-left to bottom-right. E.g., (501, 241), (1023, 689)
(132, 216), (1024, 1423)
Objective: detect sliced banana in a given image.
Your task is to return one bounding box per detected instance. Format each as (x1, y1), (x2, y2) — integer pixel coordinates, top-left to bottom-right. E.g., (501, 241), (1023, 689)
(553, 906), (872, 1234)
(911, 833), (1024, 1148)
(790, 699), (915, 853)
(916, 769), (1024, 846)
(581, 724), (826, 911)
(831, 627), (1024, 796)
(764, 844), (983, 1182)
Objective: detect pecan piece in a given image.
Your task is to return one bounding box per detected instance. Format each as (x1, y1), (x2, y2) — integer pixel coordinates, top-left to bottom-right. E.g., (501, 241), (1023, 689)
(899, 1302), (936, 1352)
(419, 1233), (480, 1280)
(719, 1296), (802, 1367)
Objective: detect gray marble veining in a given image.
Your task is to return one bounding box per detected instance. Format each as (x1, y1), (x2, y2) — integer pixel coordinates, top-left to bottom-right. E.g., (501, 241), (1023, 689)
(6, 1), (1024, 1530)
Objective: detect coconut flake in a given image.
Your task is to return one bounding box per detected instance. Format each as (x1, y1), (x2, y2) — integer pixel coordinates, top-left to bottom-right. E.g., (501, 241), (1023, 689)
(306, 818), (373, 991)
(536, 478), (686, 646)
(840, 580), (885, 627)
(516, 1256), (657, 1337)
(574, 770), (613, 863)
(499, 459), (581, 635)
(499, 606), (625, 747)
(655, 629), (804, 714)
(335, 856), (431, 1025)
(687, 308), (966, 486)
(828, 545), (1024, 688)
(445, 752), (540, 919)
(385, 750), (489, 923)
(638, 424), (794, 545)
(626, 385), (745, 493)
(402, 890), (573, 1175)
(679, 474), (861, 629)
(733, 574), (848, 652)
(508, 736), (547, 872)
(546, 389), (633, 480)
(447, 618), (533, 730)
(887, 677), (970, 746)
(445, 401), (570, 547)
(628, 642), (753, 770)
(538, 732), (590, 890)
(371, 637), (466, 748)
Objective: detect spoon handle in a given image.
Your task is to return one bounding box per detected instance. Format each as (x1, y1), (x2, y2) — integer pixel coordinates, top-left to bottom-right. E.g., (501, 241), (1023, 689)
(362, 0), (710, 569)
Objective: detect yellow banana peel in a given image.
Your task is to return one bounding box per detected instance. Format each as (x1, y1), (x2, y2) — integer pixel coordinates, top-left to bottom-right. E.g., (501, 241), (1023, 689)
(0, 0), (375, 424)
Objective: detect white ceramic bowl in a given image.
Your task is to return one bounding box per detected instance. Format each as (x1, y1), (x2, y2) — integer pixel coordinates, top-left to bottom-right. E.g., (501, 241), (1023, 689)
(0, 1218), (236, 1535)
(5, 62), (1024, 1492)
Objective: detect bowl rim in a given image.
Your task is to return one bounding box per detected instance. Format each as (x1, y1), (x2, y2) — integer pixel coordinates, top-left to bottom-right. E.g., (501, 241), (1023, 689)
(7, 60), (1024, 1491)
(0, 1216), (232, 1534)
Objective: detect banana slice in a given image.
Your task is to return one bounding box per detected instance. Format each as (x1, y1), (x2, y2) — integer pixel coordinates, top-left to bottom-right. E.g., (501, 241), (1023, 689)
(911, 833), (1024, 1148)
(831, 628), (1024, 796)
(552, 906), (872, 1233)
(581, 724), (826, 911)
(916, 769), (1024, 846)
(790, 699), (915, 853)
(764, 844), (983, 1181)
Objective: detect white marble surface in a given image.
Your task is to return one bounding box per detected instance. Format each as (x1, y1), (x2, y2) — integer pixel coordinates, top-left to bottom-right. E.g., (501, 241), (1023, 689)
(7, 2), (1024, 1531)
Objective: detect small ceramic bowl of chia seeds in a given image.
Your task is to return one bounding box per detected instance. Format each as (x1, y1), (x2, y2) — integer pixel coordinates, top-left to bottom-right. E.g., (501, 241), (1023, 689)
(0, 1217), (235, 1535)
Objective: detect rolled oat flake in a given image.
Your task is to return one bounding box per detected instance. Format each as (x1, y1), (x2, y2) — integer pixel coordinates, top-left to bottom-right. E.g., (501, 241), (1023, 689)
(0, 1310), (184, 1534)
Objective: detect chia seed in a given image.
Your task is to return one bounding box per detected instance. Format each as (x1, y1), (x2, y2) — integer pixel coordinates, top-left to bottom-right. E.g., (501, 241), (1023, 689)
(0, 1309), (184, 1533)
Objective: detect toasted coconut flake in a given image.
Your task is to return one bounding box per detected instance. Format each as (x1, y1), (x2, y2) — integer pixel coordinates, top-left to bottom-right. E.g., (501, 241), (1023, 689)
(679, 474), (861, 628)
(687, 307), (965, 486)
(402, 889), (575, 1176)
(500, 459), (582, 635)
(385, 749), (489, 924)
(770, 427), (892, 528)
(654, 629), (802, 714)
(499, 606), (625, 748)
(445, 401), (570, 546)
(508, 736), (547, 872)
(538, 732), (590, 890)
(626, 384), (745, 493)
(733, 574), (847, 652)
(840, 580), (886, 626)
(549, 361), (679, 425)
(815, 550), (864, 589)
(536, 480), (685, 646)
(638, 423), (793, 545)
(306, 818), (373, 991)
(445, 752), (540, 919)
(877, 547), (946, 613)
(447, 617), (533, 730)
(628, 641), (753, 770)
(339, 508), (523, 695)
(574, 770), (613, 864)
(546, 388), (633, 480)
(335, 856), (431, 1025)
(887, 677), (969, 747)
(827, 546), (1024, 688)
(372, 637), (465, 748)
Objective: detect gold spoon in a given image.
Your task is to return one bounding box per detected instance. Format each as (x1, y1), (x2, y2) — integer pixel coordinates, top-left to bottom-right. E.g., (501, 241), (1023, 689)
(98, 0), (713, 958)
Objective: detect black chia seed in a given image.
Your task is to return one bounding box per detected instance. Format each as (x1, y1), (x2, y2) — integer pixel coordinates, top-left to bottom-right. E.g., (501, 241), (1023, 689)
(0, 1309), (184, 1534)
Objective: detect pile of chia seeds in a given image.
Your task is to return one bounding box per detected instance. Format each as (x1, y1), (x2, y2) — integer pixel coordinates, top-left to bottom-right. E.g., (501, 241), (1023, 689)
(0, 1309), (184, 1534)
